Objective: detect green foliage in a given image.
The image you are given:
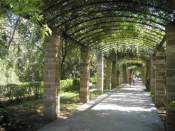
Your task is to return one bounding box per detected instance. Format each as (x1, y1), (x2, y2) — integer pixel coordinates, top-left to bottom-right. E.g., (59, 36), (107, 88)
(60, 92), (79, 104)
(1, 102), (28, 130)
(0, 79), (81, 101)
(149, 92), (155, 98)
(4, 0), (44, 15)
(103, 73), (106, 84)
(61, 42), (81, 80)
(0, 81), (44, 103)
(168, 100), (175, 114)
(0, 10), (45, 84)
(0, 108), (8, 128)
(169, 100), (175, 107)
(90, 77), (96, 89)
(61, 79), (80, 92)
(6, 114), (28, 131)
(0, 107), (29, 131)
(40, 24), (52, 38)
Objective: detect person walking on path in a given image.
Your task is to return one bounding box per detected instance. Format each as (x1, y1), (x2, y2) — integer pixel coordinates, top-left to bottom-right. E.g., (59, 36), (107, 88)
(129, 76), (132, 86)
(132, 73), (136, 86)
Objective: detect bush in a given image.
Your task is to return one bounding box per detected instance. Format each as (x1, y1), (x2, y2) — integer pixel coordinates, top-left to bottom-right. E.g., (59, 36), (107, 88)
(90, 77), (96, 89)
(0, 102), (29, 130)
(0, 108), (8, 129)
(6, 114), (28, 131)
(60, 78), (80, 92)
(0, 82), (44, 103)
(0, 77), (99, 101)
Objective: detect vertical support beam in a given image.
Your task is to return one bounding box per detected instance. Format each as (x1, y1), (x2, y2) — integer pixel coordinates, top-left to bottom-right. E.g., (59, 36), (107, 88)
(155, 48), (165, 107)
(96, 54), (104, 94)
(150, 54), (155, 96)
(147, 59), (151, 91)
(142, 71), (145, 84)
(126, 66), (129, 84)
(119, 64), (123, 84)
(123, 64), (127, 83)
(43, 28), (62, 120)
(116, 63), (119, 86)
(166, 22), (175, 131)
(80, 46), (90, 103)
(112, 61), (116, 88)
(106, 59), (112, 90)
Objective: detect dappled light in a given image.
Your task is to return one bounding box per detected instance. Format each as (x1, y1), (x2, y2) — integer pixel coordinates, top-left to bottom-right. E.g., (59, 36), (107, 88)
(39, 81), (164, 131)
(1, 0), (175, 131)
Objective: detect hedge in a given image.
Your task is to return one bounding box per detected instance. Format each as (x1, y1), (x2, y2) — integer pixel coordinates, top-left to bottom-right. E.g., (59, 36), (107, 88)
(0, 79), (81, 102)
(0, 76), (108, 102)
(0, 82), (44, 102)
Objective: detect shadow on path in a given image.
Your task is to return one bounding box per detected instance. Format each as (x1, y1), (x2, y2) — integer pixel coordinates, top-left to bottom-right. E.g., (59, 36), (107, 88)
(38, 80), (164, 131)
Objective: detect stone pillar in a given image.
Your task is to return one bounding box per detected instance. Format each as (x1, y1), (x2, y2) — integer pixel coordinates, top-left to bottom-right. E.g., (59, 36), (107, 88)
(116, 64), (119, 86)
(112, 61), (116, 88)
(155, 47), (165, 107)
(144, 69), (146, 84)
(43, 28), (62, 120)
(165, 22), (175, 131)
(106, 59), (112, 90)
(147, 60), (151, 91)
(123, 64), (127, 83)
(80, 46), (90, 103)
(150, 54), (155, 96)
(119, 64), (123, 84)
(142, 71), (145, 84)
(126, 67), (129, 84)
(96, 54), (104, 94)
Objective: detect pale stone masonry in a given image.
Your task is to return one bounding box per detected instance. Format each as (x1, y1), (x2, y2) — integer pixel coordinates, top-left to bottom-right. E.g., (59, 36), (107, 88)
(43, 28), (62, 120)
(142, 71), (145, 84)
(96, 54), (104, 94)
(80, 47), (90, 103)
(150, 54), (155, 96)
(165, 22), (175, 131)
(147, 60), (151, 91)
(119, 64), (123, 84)
(116, 63), (119, 86)
(123, 64), (127, 83)
(112, 61), (116, 88)
(155, 48), (165, 107)
(126, 67), (129, 84)
(106, 59), (112, 90)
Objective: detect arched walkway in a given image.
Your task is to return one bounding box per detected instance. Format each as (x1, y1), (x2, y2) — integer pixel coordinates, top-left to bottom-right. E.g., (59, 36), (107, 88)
(36, 1), (175, 130)
(38, 79), (164, 131)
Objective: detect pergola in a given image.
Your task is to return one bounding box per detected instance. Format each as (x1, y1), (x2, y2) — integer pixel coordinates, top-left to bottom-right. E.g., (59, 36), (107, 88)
(35, 0), (175, 130)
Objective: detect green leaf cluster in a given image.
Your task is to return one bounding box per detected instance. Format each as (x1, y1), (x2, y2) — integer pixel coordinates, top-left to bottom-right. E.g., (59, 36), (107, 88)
(0, 104), (29, 130)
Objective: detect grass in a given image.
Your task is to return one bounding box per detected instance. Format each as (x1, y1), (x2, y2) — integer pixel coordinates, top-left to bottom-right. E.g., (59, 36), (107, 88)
(0, 91), (81, 131)
(5, 98), (47, 131)
(1, 89), (111, 131)
(60, 91), (82, 116)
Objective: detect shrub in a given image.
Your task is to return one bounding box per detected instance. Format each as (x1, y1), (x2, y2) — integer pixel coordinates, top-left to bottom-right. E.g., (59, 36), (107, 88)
(90, 77), (96, 89)
(0, 108), (8, 129)
(0, 82), (44, 103)
(60, 78), (80, 92)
